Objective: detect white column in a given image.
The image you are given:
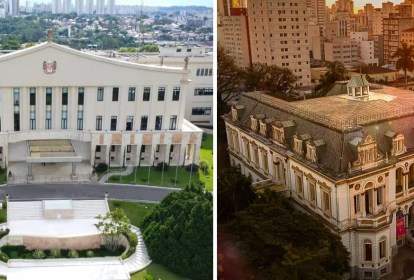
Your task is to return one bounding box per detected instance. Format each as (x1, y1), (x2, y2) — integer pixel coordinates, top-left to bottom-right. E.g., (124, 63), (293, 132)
(20, 87), (28, 131)
(37, 86), (45, 130)
(53, 86), (62, 130)
(69, 86), (77, 130)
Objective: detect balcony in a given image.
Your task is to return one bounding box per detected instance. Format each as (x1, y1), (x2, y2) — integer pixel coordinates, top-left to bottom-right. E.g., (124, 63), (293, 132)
(355, 210), (389, 229)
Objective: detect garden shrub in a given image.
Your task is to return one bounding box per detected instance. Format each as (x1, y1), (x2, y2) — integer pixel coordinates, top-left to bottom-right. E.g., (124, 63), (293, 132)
(155, 162), (169, 172)
(32, 249), (45, 259)
(0, 251), (8, 262)
(144, 274), (154, 280)
(86, 250), (94, 257)
(0, 229), (9, 239)
(95, 163), (109, 174)
(185, 163), (199, 172)
(49, 249), (61, 258)
(68, 250), (79, 258)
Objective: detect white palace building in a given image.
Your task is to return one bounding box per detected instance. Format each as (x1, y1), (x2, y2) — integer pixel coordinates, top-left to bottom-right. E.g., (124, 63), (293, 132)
(0, 36), (202, 181)
(224, 77), (414, 279)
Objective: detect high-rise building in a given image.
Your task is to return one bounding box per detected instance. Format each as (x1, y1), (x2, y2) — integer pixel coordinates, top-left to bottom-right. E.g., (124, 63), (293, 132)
(335, 0), (353, 14)
(383, 16), (414, 64)
(96, 0), (104, 15)
(307, 0), (326, 26)
(52, 0), (61, 14)
(247, 0), (311, 87)
(8, 0), (19, 16)
(107, 0), (114, 15)
(75, 0), (83, 14)
(218, 8), (251, 68)
(85, 0), (93, 14)
(62, 0), (70, 13)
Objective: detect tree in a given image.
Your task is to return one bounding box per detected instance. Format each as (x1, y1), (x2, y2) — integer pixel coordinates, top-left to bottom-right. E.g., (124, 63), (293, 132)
(392, 43), (414, 89)
(220, 191), (350, 280)
(218, 165), (256, 222)
(95, 208), (131, 252)
(244, 63), (298, 100)
(217, 44), (244, 112)
(142, 184), (213, 280)
(317, 61), (349, 95)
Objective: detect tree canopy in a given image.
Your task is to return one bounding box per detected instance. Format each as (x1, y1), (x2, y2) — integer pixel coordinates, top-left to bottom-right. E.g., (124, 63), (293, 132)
(244, 63), (297, 100)
(392, 43), (414, 89)
(316, 61), (349, 95)
(220, 191), (350, 279)
(142, 184), (213, 280)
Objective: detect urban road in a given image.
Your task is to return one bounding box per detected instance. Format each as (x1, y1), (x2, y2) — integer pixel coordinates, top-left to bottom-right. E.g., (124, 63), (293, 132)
(0, 183), (179, 202)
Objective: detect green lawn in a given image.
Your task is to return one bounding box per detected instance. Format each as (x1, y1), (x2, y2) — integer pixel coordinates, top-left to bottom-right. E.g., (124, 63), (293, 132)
(199, 133), (213, 191)
(130, 263), (191, 280)
(107, 132), (213, 191)
(108, 200), (156, 228)
(108, 166), (201, 188)
(0, 208), (6, 223)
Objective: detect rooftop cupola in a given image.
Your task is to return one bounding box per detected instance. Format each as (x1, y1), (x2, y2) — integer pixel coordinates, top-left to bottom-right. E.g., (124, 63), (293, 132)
(347, 75), (370, 99)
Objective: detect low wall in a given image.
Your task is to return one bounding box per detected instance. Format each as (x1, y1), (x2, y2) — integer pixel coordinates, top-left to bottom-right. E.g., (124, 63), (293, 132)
(22, 234), (102, 250)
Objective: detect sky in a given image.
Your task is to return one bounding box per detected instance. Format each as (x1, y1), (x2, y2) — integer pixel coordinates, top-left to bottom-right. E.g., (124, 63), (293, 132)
(326, 0), (403, 11)
(28, 0), (212, 6)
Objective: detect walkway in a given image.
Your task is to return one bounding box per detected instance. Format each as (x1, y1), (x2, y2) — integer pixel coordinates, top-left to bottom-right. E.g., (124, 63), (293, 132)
(0, 223), (152, 279)
(8, 161), (93, 184)
(383, 246), (414, 280)
(99, 165), (134, 183)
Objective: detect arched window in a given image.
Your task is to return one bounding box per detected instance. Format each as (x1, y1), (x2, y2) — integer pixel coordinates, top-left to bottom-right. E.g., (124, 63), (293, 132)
(364, 240), (372, 262)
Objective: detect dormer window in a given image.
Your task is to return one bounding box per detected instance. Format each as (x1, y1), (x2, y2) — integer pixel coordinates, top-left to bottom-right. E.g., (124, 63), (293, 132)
(294, 136), (303, 155)
(231, 107), (238, 121)
(393, 135), (406, 156)
(259, 121), (267, 136)
(251, 116), (258, 131)
(231, 105), (244, 122)
(294, 134), (311, 156)
(306, 142), (317, 162)
(272, 126), (285, 143)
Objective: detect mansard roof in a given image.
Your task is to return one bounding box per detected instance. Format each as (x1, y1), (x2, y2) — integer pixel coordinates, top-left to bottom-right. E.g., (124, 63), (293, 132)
(226, 88), (414, 178)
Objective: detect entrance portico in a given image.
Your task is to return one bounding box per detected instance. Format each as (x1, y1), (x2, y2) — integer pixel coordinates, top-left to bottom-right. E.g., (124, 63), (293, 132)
(26, 140), (82, 181)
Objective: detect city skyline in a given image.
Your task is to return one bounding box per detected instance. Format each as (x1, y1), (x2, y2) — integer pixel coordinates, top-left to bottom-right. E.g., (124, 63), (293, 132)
(25, 0), (212, 6)
(326, 0), (402, 11)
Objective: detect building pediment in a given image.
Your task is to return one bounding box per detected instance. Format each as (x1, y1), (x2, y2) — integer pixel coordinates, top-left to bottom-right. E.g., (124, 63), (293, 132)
(0, 42), (187, 87)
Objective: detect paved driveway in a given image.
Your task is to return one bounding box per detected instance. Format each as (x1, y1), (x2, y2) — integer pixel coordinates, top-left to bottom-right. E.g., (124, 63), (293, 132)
(0, 183), (179, 202)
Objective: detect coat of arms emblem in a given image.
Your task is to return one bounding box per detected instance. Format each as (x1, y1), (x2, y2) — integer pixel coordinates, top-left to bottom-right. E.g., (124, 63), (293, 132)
(43, 60), (57, 74)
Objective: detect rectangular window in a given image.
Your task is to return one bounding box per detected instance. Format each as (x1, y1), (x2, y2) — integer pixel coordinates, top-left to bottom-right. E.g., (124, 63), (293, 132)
(112, 87), (119, 101)
(110, 116), (117, 131)
(30, 110), (36, 130)
(77, 110), (83, 130)
(169, 115), (177, 130)
(46, 87), (52, 105)
(377, 187), (383, 205)
(155, 115), (162, 130)
(96, 145), (101, 152)
(196, 69), (200, 76)
(61, 111), (67, 129)
(126, 116), (133, 131)
(192, 107), (211, 115)
(296, 175), (303, 196)
(354, 194), (360, 213)
(172, 87), (180, 101)
(140, 116), (148, 130)
(143, 87), (150, 101)
(62, 87), (68, 105)
(96, 116), (102, 131)
(208, 68), (213, 76)
(78, 87), (84, 105)
(194, 88), (213, 95)
(13, 88), (20, 106)
(322, 190), (331, 213)
(140, 145), (146, 153)
(158, 87), (165, 101)
(46, 110), (52, 129)
(97, 87), (104, 101)
(309, 181), (316, 204)
(111, 145), (115, 152)
(30, 87), (36, 106)
(127, 145), (131, 153)
(14, 113), (20, 131)
(128, 87), (136, 101)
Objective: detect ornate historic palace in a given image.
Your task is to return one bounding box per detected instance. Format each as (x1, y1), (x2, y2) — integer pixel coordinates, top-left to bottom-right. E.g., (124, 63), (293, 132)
(224, 77), (414, 279)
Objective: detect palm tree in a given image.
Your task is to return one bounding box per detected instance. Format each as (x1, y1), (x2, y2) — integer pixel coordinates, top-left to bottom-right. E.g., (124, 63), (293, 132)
(392, 43), (414, 89)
